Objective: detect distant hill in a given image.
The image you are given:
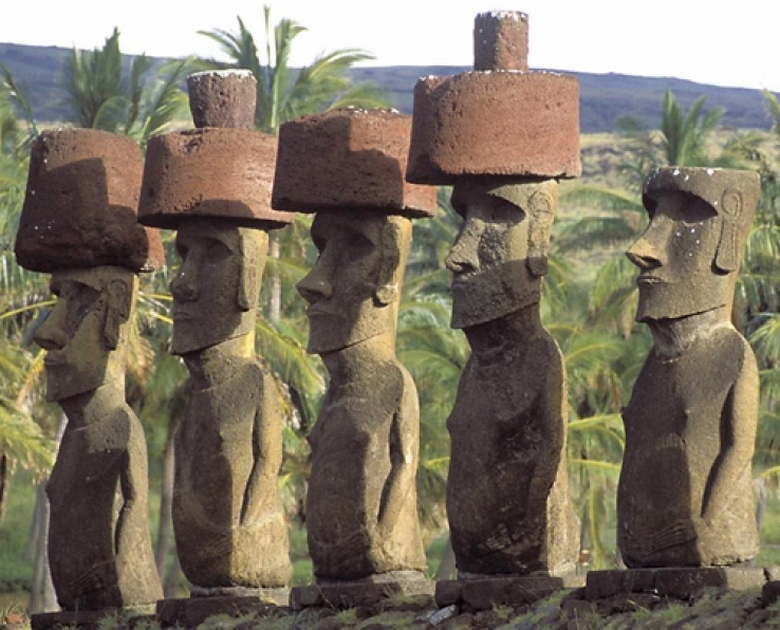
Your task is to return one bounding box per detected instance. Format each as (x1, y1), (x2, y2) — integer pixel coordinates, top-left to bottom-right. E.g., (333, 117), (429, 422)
(1, 42), (776, 133)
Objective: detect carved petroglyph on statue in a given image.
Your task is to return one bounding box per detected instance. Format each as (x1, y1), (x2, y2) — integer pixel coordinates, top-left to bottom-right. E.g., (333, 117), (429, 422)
(406, 11), (579, 583)
(139, 70), (293, 590)
(15, 129), (163, 611)
(619, 167), (761, 568)
(273, 108), (436, 584)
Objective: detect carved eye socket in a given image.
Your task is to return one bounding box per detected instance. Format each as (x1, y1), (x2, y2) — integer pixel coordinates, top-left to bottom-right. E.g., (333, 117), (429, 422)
(680, 198), (716, 226)
(347, 232), (375, 262)
(57, 281), (101, 337)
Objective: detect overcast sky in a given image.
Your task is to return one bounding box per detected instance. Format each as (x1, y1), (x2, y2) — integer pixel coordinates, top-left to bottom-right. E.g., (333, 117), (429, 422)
(1, 0), (778, 92)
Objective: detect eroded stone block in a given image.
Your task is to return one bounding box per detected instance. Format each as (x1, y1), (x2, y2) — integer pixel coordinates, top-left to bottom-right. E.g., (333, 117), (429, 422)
(406, 71), (580, 184)
(15, 128), (164, 273)
(272, 108), (436, 217)
(139, 128), (293, 229)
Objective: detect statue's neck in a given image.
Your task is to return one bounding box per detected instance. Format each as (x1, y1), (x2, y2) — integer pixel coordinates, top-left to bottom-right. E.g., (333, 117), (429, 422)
(183, 333), (255, 389)
(320, 331), (396, 382)
(464, 302), (544, 357)
(647, 306), (731, 359)
(58, 378), (125, 426)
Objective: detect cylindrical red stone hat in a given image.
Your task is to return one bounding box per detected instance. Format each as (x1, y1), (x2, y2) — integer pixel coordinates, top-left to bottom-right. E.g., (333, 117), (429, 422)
(138, 127), (293, 230)
(272, 108), (437, 218)
(406, 11), (581, 185)
(14, 128), (165, 273)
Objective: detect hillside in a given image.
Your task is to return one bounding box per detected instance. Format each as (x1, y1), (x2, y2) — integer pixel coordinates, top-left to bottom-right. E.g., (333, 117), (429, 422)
(0, 42), (777, 133)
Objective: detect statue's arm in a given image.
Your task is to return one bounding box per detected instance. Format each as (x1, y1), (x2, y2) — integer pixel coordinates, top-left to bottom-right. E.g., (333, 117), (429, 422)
(241, 369), (284, 525)
(528, 339), (567, 507)
(115, 411), (141, 553)
(377, 371), (419, 539)
(701, 344), (759, 524)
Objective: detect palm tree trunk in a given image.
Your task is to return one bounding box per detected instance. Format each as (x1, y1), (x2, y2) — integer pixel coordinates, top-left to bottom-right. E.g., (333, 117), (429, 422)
(155, 432), (176, 576)
(0, 454), (8, 525)
(269, 232), (282, 324)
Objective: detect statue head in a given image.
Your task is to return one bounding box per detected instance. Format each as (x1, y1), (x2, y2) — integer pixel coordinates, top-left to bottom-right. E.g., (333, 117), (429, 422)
(627, 167), (759, 322)
(296, 210), (411, 354)
(34, 266), (137, 402)
(169, 218), (267, 356)
(445, 176), (557, 329)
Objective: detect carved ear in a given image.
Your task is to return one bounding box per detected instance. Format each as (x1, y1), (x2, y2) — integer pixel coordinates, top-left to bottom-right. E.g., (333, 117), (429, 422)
(527, 190), (554, 277)
(104, 279), (131, 350)
(715, 189), (742, 273)
(237, 230), (266, 311)
(374, 220), (403, 307)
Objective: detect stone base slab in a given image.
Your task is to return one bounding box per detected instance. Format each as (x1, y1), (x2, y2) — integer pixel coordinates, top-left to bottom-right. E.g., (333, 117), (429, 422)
(435, 573), (584, 609)
(586, 567), (768, 601)
(291, 573), (434, 610)
(31, 606), (155, 630)
(155, 591), (289, 628)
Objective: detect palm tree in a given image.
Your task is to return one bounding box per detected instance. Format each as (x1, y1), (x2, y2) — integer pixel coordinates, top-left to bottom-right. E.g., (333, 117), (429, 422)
(199, 7), (388, 135)
(62, 28), (197, 146)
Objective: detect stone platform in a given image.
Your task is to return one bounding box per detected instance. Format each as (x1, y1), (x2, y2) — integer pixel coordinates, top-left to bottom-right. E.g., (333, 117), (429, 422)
(156, 588), (289, 628)
(31, 606), (155, 630)
(586, 567), (769, 601)
(291, 571), (434, 610)
(436, 573), (585, 610)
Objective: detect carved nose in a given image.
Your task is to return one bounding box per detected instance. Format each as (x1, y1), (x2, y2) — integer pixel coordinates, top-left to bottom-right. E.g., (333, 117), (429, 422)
(626, 237), (661, 270)
(170, 271), (198, 303)
(297, 271), (332, 304)
(445, 230), (480, 274)
(33, 307), (68, 351)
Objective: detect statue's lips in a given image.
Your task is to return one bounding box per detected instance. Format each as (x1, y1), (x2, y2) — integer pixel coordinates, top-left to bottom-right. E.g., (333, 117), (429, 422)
(306, 304), (341, 318)
(637, 275), (663, 285)
(43, 352), (66, 366)
(171, 308), (201, 321)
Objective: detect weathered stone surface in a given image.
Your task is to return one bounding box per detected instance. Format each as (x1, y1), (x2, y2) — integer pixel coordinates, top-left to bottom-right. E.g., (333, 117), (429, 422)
(763, 580), (780, 605)
(187, 70), (257, 129)
(290, 572), (433, 610)
(406, 72), (580, 184)
(620, 167), (761, 568)
(272, 108), (436, 217)
(436, 574), (583, 609)
(15, 128), (164, 273)
(586, 567), (767, 601)
(169, 221), (291, 588)
(297, 211), (427, 580)
(31, 607), (155, 630)
(474, 11), (529, 72)
(139, 128), (293, 229)
(407, 10), (579, 185)
(32, 267), (162, 611)
(156, 596), (285, 628)
(444, 178), (578, 577)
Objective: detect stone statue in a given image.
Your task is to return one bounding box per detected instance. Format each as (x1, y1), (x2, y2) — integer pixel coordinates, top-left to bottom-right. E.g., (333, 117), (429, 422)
(34, 267), (163, 611)
(138, 70), (294, 591)
(272, 108), (436, 586)
(444, 177), (577, 576)
(297, 210), (426, 580)
(167, 218), (291, 589)
(619, 167), (761, 568)
(14, 128), (163, 612)
(406, 11), (579, 582)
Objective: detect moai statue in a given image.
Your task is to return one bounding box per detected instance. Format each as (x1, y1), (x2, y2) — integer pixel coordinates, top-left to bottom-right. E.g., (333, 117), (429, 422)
(14, 128), (164, 614)
(406, 11), (580, 600)
(618, 167), (761, 569)
(139, 71), (294, 595)
(272, 108), (437, 603)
